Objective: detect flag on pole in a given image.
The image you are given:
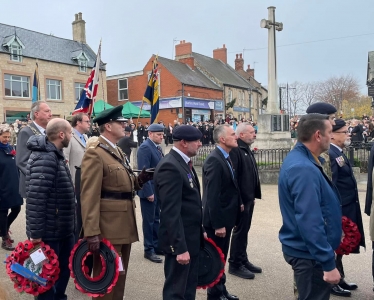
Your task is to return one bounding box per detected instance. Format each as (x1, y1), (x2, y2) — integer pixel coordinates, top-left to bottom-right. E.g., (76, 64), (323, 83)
(32, 63), (40, 103)
(73, 41), (101, 116)
(143, 55), (159, 123)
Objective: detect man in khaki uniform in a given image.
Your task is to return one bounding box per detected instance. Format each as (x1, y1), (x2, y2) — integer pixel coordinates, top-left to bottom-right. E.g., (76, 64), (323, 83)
(80, 105), (152, 300)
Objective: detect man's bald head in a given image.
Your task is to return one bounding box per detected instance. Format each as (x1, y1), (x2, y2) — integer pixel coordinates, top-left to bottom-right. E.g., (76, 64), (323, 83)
(46, 118), (71, 142)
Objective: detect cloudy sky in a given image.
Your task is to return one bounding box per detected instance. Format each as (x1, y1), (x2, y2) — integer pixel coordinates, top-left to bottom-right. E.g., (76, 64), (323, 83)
(1, 0), (372, 92)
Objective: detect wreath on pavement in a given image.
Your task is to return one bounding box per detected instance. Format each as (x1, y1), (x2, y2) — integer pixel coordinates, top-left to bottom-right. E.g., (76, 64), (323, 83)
(335, 216), (361, 256)
(69, 238), (120, 297)
(5, 240), (59, 296)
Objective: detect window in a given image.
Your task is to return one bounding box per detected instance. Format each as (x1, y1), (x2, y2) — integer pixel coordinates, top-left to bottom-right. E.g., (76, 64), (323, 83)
(10, 41), (22, 62)
(118, 78), (128, 101)
(75, 82), (85, 102)
(228, 90), (233, 102)
(4, 74), (30, 98)
(47, 79), (62, 100)
(79, 60), (87, 72)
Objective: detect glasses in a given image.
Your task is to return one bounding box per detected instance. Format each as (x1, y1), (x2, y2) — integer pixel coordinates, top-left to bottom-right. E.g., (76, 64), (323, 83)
(334, 131), (349, 134)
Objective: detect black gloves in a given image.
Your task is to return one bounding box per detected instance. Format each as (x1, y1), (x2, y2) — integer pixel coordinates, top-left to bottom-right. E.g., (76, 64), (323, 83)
(138, 167), (154, 185)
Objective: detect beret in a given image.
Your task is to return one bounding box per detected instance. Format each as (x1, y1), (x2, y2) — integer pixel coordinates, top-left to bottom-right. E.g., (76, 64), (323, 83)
(147, 124), (164, 132)
(124, 126), (132, 132)
(332, 119), (346, 132)
(306, 102), (337, 114)
(173, 125), (203, 141)
(93, 105), (128, 126)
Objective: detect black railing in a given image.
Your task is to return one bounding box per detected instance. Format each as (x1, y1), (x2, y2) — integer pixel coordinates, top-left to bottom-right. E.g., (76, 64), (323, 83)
(191, 145), (290, 169)
(343, 142), (373, 173)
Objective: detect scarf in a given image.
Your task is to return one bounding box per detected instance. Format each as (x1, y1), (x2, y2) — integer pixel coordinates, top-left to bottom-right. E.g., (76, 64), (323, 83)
(0, 143), (11, 151)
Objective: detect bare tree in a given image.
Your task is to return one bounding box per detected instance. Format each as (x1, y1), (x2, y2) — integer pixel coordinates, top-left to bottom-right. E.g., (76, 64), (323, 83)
(279, 82), (304, 115)
(316, 75), (361, 112)
(302, 82), (319, 108)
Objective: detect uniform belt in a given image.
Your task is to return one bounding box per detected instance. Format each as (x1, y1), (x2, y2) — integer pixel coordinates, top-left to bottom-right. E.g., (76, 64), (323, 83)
(101, 191), (135, 200)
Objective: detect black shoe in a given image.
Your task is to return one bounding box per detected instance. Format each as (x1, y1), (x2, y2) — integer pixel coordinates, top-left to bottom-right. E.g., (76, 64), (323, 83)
(155, 249), (165, 256)
(223, 291), (239, 300)
(228, 265), (255, 279)
(330, 285), (351, 297)
(243, 261), (262, 273)
(144, 252), (162, 263)
(339, 279), (358, 290)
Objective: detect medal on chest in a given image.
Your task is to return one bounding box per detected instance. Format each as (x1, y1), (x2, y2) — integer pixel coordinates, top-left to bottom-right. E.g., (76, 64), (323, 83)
(336, 156), (345, 167)
(187, 173), (193, 188)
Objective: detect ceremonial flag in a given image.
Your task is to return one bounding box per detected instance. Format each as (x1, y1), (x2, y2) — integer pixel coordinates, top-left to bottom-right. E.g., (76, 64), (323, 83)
(143, 55), (159, 123)
(32, 63), (40, 103)
(73, 41), (101, 116)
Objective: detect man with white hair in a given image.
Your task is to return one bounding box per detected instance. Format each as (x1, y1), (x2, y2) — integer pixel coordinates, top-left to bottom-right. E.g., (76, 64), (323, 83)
(16, 101), (52, 198)
(228, 123), (262, 280)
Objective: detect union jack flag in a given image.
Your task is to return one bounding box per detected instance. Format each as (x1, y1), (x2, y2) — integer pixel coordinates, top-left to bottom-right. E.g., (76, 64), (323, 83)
(73, 42), (101, 116)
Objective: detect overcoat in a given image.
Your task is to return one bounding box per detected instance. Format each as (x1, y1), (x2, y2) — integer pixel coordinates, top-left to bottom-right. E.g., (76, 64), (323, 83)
(329, 144), (365, 251)
(0, 145), (23, 209)
(80, 136), (140, 245)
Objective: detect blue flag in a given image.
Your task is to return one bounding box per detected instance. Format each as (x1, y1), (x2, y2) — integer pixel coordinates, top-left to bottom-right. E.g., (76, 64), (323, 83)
(143, 56), (159, 123)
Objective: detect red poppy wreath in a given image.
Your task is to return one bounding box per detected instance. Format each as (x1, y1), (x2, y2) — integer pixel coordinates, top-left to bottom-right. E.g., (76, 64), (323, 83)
(335, 216), (361, 256)
(5, 240), (59, 296)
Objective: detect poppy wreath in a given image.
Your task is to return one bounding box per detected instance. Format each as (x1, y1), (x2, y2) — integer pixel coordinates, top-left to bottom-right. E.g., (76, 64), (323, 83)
(69, 238), (119, 297)
(5, 240), (60, 296)
(335, 216), (362, 256)
(197, 237), (226, 289)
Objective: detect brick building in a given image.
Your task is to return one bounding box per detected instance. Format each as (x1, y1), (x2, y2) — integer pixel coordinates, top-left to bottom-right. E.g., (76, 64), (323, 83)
(0, 12), (106, 123)
(107, 55), (224, 125)
(234, 53), (268, 122)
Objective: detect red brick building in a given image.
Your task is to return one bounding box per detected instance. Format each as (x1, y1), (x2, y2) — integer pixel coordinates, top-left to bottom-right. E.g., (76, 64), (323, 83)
(107, 55), (224, 125)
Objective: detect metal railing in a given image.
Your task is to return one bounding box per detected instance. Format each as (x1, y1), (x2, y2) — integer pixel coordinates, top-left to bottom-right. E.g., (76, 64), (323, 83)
(191, 145), (290, 169)
(343, 142), (373, 173)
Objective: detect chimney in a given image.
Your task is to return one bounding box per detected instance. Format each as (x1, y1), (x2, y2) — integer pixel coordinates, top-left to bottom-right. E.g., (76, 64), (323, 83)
(72, 12), (86, 44)
(175, 40), (192, 59)
(178, 57), (195, 70)
(213, 44), (227, 64)
(235, 53), (244, 71)
(246, 64), (255, 78)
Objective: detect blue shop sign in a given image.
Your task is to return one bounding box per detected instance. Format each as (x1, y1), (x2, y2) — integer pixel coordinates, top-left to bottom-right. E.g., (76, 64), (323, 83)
(233, 106), (250, 112)
(184, 97), (224, 110)
(215, 101), (224, 111)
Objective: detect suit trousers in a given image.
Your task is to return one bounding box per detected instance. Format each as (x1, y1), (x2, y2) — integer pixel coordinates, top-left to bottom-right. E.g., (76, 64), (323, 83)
(163, 253), (199, 300)
(228, 201), (255, 267)
(38, 234), (75, 300)
(284, 254), (330, 300)
(93, 244), (131, 300)
(140, 197), (160, 254)
(205, 226), (233, 297)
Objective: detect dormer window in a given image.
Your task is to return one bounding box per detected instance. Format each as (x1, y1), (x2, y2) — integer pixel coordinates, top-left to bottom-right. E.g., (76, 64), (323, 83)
(71, 50), (89, 73)
(2, 35), (25, 62)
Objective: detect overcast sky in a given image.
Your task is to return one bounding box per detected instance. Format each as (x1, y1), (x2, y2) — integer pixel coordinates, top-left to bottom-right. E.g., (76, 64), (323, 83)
(0, 0), (372, 93)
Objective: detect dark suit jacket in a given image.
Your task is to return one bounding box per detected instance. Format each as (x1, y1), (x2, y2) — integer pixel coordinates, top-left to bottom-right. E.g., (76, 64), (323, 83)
(202, 147), (241, 230)
(329, 144), (365, 249)
(16, 123), (42, 198)
(230, 138), (261, 204)
(154, 149), (203, 256)
(117, 136), (137, 158)
(351, 124), (363, 142)
(365, 143), (374, 215)
(137, 138), (163, 198)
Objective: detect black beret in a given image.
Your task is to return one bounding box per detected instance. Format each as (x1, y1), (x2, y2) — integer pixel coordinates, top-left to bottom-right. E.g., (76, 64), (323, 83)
(124, 126), (132, 132)
(306, 102), (337, 114)
(173, 125), (202, 141)
(332, 119), (346, 132)
(93, 105), (128, 126)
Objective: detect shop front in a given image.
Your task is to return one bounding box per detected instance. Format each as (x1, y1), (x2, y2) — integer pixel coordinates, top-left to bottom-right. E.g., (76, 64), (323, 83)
(183, 97), (224, 123)
(233, 106), (250, 120)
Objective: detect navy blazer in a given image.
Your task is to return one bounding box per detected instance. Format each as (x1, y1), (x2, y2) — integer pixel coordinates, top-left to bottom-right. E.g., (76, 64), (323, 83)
(329, 144), (358, 207)
(154, 149), (203, 256)
(202, 147), (241, 230)
(137, 138), (163, 198)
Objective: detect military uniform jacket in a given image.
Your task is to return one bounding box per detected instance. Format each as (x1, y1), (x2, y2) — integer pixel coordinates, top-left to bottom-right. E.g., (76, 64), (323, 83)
(154, 149), (203, 256)
(80, 136), (140, 245)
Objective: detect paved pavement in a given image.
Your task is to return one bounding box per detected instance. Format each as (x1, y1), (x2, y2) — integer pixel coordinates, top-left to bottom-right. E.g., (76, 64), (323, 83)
(1, 176), (373, 299)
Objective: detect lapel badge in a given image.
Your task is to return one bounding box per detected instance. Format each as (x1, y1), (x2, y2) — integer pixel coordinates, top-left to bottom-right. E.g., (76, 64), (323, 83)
(336, 156), (345, 167)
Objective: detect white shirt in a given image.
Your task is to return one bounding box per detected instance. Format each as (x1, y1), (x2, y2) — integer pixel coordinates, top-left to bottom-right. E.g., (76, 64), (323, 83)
(100, 135), (117, 149)
(33, 121), (46, 135)
(331, 143), (343, 152)
(172, 146), (190, 164)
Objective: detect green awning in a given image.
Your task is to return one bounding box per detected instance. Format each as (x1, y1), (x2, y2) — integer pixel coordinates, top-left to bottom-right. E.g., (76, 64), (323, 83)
(122, 102), (150, 118)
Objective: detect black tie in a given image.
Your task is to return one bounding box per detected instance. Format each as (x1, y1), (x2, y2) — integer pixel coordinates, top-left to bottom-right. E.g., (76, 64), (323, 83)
(226, 157), (234, 169)
(156, 145), (164, 157)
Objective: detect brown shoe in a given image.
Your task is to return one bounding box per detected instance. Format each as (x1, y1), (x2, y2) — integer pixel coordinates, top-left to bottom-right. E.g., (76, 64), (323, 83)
(1, 238), (15, 251)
